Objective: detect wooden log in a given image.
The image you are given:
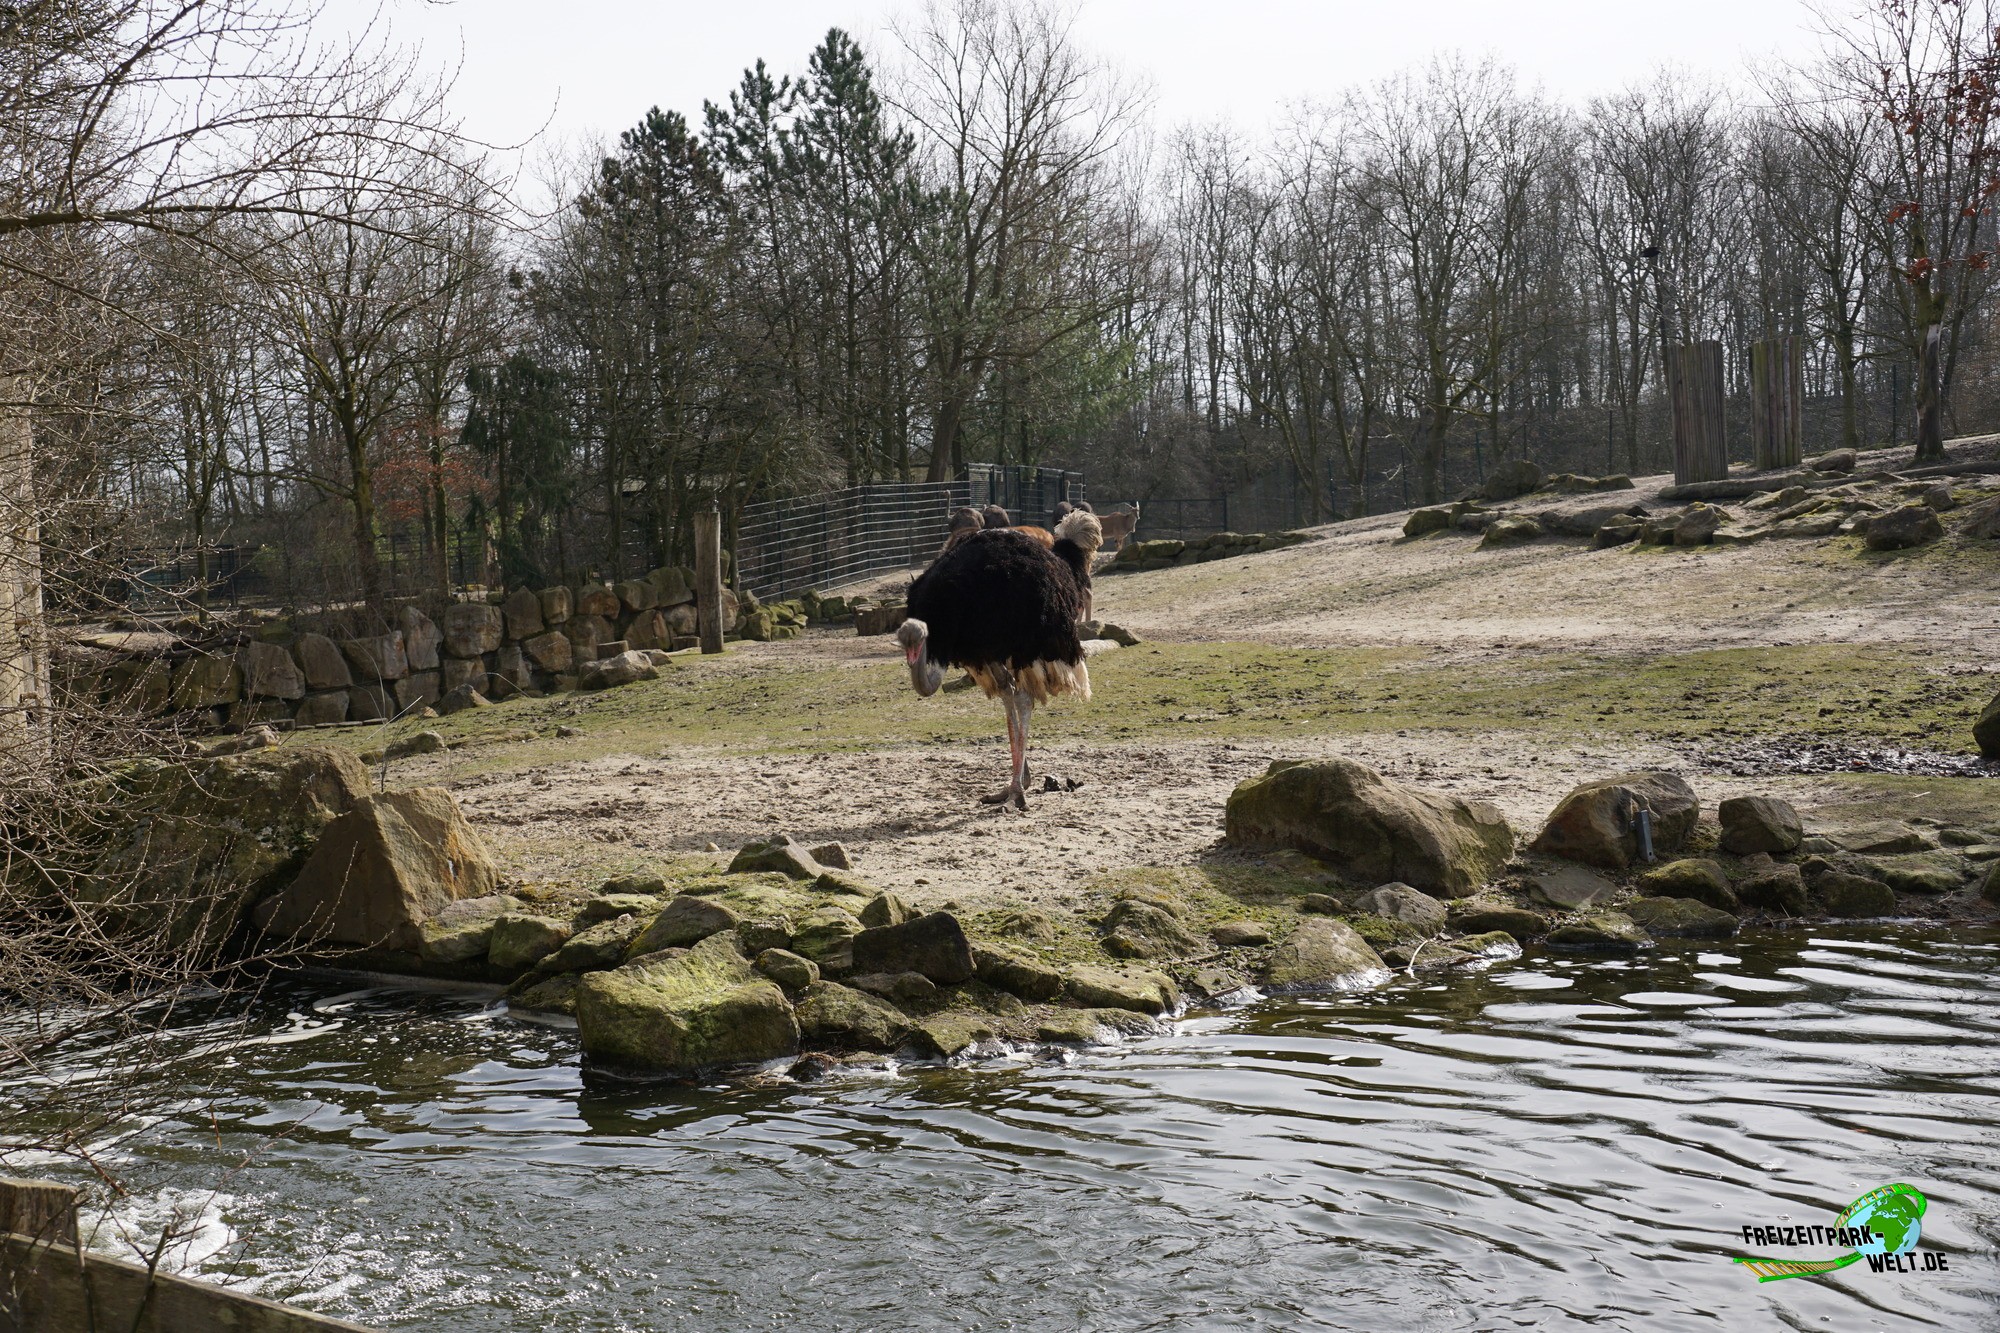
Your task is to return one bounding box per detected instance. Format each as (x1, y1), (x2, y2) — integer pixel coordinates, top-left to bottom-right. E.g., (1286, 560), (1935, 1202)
(1, 1231), (379, 1332)
(1749, 336), (1804, 470)
(1668, 341), (1729, 485)
(0, 1177), (77, 1244)
(694, 508), (725, 655)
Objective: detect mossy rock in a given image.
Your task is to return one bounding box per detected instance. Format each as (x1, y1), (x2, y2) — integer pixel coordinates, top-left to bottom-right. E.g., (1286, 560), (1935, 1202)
(1064, 964), (1179, 1014)
(973, 942), (1065, 1002)
(795, 981), (908, 1052)
(1262, 917), (1389, 993)
(576, 934), (799, 1075)
(1635, 859), (1738, 912)
(1447, 901), (1549, 938)
(1622, 895), (1739, 939)
(1545, 911), (1648, 951)
(907, 1012), (1002, 1059)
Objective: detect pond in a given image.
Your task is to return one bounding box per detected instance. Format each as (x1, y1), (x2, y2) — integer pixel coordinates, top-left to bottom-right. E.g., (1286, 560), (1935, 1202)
(18, 924), (1999, 1331)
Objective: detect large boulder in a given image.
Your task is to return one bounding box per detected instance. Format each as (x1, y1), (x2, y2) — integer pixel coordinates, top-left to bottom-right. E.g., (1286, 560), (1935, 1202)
(488, 913), (572, 973)
(1480, 457), (1544, 501)
(170, 654), (242, 709)
(727, 837), (822, 879)
(341, 633), (408, 683)
(1719, 796), (1803, 854)
(252, 787), (499, 952)
(795, 981), (910, 1052)
(294, 691), (349, 726)
(397, 607), (443, 672)
(1674, 503), (1727, 546)
(649, 567), (695, 607)
(1099, 898), (1206, 959)
(1263, 918), (1390, 992)
(1355, 883), (1448, 934)
(238, 640), (305, 701)
(1064, 964), (1179, 1014)
(1863, 504), (1944, 551)
(575, 933), (799, 1075)
(1622, 896), (1739, 939)
(972, 943), (1065, 1001)
(537, 586), (573, 624)
(1403, 507), (1456, 538)
(579, 649), (657, 690)
(575, 585), (621, 618)
(624, 609), (671, 651)
(295, 633), (352, 690)
(850, 911), (976, 984)
(1636, 858), (1738, 911)
(629, 894), (739, 952)
(1976, 691), (2000, 760)
(1529, 772), (1699, 869)
(521, 630), (573, 675)
(418, 893), (522, 964)
(501, 589), (544, 641)
(442, 602), (504, 658)
(1223, 758), (1515, 898)
(72, 747), (370, 952)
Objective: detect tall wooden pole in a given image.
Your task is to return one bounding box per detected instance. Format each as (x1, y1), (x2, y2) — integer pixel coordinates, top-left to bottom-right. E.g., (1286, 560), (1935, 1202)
(694, 506), (725, 655)
(1668, 341), (1728, 485)
(0, 375), (50, 764)
(1749, 336), (1804, 470)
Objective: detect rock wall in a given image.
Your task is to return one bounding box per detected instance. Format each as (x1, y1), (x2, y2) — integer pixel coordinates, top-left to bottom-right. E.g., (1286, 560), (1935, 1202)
(58, 565), (753, 732)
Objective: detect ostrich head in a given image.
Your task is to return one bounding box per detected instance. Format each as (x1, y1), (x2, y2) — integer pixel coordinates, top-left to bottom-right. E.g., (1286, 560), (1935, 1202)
(896, 617), (943, 696)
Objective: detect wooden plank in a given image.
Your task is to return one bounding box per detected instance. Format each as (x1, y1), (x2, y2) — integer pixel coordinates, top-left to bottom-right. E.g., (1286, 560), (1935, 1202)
(1, 1231), (379, 1332)
(694, 508), (725, 655)
(1749, 336), (1804, 470)
(0, 1179), (76, 1244)
(1668, 341), (1729, 485)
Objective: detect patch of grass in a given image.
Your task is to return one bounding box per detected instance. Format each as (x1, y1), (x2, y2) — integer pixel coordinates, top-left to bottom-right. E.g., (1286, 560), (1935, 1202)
(1800, 774), (2000, 833)
(292, 637), (1988, 775)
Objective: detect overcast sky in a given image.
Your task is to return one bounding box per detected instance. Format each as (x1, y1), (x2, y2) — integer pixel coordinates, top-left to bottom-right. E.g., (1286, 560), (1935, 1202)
(321, 0), (1834, 154)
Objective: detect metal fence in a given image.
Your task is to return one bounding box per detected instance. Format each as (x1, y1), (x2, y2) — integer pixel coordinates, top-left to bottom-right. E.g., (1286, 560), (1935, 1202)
(734, 465), (1084, 602)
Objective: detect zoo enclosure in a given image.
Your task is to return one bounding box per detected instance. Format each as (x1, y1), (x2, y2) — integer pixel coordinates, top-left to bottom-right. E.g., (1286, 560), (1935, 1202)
(733, 464), (1084, 602)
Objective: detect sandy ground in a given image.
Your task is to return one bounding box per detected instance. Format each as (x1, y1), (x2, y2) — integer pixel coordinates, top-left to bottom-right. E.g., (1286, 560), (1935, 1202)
(429, 728), (1725, 912)
(391, 438), (2000, 905)
(1093, 443), (2000, 665)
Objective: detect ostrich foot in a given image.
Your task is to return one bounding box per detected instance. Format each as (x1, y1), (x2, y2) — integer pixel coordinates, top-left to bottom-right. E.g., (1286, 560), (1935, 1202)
(980, 782), (1026, 809)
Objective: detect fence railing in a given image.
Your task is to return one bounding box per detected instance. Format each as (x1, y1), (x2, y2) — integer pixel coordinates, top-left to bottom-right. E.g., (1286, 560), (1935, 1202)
(733, 465), (1085, 602)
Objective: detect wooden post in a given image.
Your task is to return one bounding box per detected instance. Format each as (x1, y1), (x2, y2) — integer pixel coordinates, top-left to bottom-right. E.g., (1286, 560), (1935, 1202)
(0, 1177), (77, 1243)
(1668, 340), (1728, 485)
(0, 375), (51, 766)
(1748, 335), (1804, 470)
(694, 506), (724, 655)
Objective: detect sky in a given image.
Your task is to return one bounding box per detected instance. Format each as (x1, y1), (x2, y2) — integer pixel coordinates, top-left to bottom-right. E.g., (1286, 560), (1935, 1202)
(318, 0), (1838, 156)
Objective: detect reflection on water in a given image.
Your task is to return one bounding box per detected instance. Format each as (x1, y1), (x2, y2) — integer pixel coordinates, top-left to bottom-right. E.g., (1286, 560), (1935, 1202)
(13, 925), (2000, 1332)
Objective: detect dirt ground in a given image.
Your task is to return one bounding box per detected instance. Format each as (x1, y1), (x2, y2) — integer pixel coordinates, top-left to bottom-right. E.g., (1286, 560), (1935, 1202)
(374, 438), (2000, 910)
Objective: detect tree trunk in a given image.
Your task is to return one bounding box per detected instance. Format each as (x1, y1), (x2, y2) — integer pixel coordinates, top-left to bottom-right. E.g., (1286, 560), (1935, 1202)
(1914, 320), (1944, 462)
(0, 376), (51, 766)
(1833, 322), (1860, 453)
(344, 425), (385, 606)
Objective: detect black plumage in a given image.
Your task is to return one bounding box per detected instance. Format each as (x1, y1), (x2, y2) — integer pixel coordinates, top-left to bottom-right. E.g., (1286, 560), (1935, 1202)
(896, 510), (1103, 808)
(907, 528), (1088, 679)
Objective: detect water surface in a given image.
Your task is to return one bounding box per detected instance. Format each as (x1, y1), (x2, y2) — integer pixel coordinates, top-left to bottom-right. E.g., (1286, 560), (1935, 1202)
(21, 924), (2000, 1331)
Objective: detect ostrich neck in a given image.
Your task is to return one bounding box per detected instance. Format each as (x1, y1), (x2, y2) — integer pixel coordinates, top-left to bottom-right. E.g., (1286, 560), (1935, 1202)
(908, 656), (944, 697)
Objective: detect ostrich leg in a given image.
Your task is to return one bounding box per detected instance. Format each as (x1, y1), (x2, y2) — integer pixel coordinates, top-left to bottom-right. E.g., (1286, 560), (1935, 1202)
(1010, 694), (1035, 810)
(981, 688), (1029, 809)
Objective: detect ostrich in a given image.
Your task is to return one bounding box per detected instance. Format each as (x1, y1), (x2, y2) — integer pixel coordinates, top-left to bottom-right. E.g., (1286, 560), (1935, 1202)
(897, 509), (1102, 809)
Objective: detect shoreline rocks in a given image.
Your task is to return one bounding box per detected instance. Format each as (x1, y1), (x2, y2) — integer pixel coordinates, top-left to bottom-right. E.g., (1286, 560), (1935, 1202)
(1224, 758), (1515, 899)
